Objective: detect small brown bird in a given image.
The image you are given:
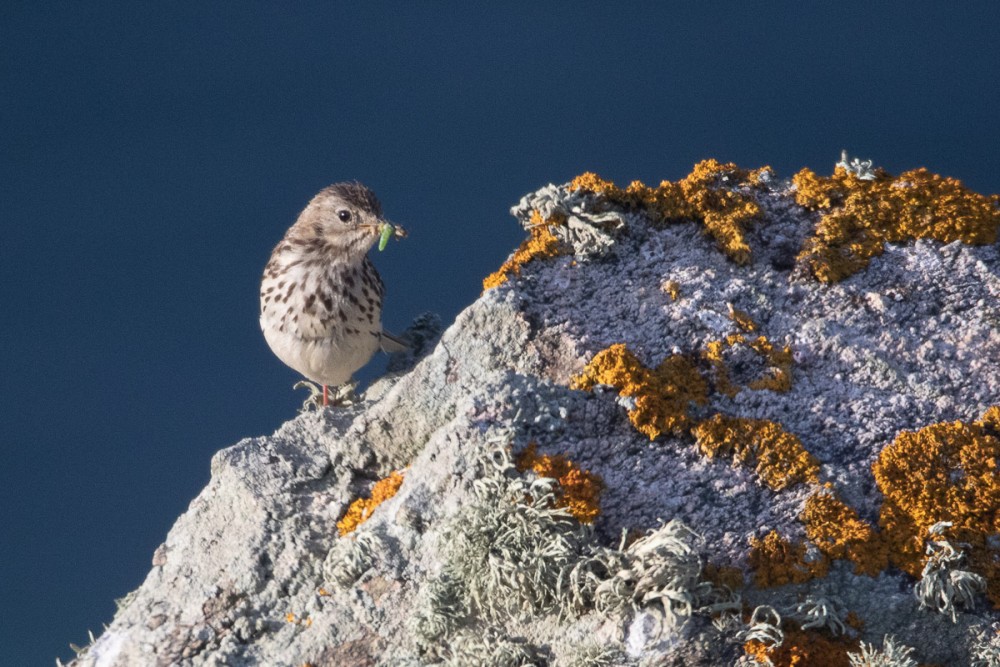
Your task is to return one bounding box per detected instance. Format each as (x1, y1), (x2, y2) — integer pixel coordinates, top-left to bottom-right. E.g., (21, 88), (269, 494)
(260, 182), (406, 406)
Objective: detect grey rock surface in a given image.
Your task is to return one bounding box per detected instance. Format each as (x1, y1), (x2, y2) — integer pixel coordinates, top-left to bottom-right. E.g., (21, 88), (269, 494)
(72, 167), (1000, 666)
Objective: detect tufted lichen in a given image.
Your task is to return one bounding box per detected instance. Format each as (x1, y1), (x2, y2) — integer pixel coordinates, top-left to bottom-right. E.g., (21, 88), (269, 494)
(692, 415), (820, 491)
(515, 443), (603, 524)
(569, 160), (767, 264)
(429, 449), (596, 628)
(336, 470), (405, 536)
(914, 525), (987, 623)
(801, 491), (887, 577)
(483, 210), (570, 290)
(793, 162), (1000, 283)
(847, 634), (918, 667)
(572, 343), (708, 440)
(745, 625), (859, 667)
(748, 530), (829, 588)
(871, 407), (1000, 607)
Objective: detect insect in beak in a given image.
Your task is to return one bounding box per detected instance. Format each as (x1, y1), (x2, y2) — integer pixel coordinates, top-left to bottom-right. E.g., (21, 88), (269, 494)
(377, 222), (407, 251)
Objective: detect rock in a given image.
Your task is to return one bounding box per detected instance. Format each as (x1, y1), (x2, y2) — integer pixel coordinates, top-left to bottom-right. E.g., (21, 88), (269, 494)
(72, 161), (1000, 666)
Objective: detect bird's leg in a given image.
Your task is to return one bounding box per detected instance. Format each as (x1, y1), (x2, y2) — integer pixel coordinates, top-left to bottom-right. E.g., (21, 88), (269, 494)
(292, 380), (358, 412)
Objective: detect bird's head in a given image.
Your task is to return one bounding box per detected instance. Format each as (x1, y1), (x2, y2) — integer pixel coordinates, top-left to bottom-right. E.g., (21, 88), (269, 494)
(290, 182), (390, 260)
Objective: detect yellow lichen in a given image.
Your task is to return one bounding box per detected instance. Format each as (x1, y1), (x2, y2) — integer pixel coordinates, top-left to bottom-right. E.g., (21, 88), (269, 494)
(727, 303), (758, 332)
(572, 344), (708, 440)
(745, 626), (857, 667)
(483, 211), (569, 290)
(801, 491), (887, 576)
(569, 160), (763, 264)
(702, 334), (793, 397)
(661, 279), (681, 300)
(692, 414), (820, 491)
(872, 408), (1000, 606)
(515, 443), (603, 523)
(794, 165), (1000, 283)
(748, 530), (828, 587)
(337, 470), (405, 536)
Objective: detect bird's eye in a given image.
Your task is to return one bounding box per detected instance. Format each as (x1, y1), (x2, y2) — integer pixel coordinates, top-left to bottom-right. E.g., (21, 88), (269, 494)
(338, 210), (352, 222)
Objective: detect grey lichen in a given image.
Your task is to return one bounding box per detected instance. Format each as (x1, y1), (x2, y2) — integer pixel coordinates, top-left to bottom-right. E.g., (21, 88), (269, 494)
(741, 605), (784, 650)
(510, 183), (625, 257)
(592, 520), (738, 630)
(323, 529), (383, 588)
(440, 627), (545, 667)
(438, 448), (594, 622)
(413, 447), (732, 661)
(409, 445), (581, 658)
(847, 634), (918, 667)
(558, 642), (636, 667)
(836, 149), (878, 181)
(914, 523), (986, 623)
(113, 589), (139, 618)
(784, 595), (849, 636)
(411, 574), (466, 654)
(970, 622), (1000, 667)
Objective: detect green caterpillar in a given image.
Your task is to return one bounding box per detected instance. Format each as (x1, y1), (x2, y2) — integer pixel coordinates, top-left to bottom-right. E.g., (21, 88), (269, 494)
(378, 223), (393, 252)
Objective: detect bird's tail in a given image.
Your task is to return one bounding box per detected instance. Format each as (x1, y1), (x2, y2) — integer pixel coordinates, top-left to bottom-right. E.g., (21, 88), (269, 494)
(379, 330), (410, 353)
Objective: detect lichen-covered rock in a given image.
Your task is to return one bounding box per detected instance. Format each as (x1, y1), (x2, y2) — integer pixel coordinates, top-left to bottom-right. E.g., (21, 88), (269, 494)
(72, 158), (1000, 667)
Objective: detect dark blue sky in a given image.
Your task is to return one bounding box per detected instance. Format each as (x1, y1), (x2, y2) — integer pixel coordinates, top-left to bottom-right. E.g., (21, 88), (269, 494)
(2, 3), (998, 664)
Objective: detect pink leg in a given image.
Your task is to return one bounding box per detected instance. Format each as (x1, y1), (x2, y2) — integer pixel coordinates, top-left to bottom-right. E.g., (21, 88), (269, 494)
(323, 384), (329, 407)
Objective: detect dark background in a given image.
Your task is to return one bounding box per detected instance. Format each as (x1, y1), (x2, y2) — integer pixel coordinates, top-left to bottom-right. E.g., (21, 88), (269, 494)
(2, 3), (998, 664)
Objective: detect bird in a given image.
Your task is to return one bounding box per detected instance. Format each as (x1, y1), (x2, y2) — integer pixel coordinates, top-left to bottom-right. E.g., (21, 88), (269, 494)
(260, 182), (406, 407)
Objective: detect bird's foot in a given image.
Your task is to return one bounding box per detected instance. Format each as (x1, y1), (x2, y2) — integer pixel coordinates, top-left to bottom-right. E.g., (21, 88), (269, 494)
(294, 380), (324, 413)
(326, 381), (359, 407)
(294, 380), (359, 413)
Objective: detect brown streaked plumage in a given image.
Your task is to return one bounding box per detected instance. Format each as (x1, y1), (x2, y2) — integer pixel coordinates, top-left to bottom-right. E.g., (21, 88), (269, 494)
(260, 182), (405, 405)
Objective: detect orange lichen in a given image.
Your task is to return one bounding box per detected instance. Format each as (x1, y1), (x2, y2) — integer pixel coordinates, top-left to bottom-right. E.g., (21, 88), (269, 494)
(801, 491), (887, 576)
(571, 344), (708, 440)
(569, 160), (764, 264)
(286, 612), (312, 626)
(702, 563), (745, 592)
(515, 443), (604, 523)
(661, 279), (681, 300)
(727, 304), (758, 332)
(702, 334), (793, 397)
(483, 211), (569, 290)
(748, 530), (828, 587)
(793, 165), (1000, 283)
(745, 626), (856, 667)
(692, 415), (820, 491)
(872, 409), (1000, 606)
(337, 471), (406, 536)
(979, 405), (1000, 431)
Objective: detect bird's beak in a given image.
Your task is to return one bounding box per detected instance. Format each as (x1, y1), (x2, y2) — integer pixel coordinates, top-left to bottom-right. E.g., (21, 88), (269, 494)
(372, 220), (406, 238)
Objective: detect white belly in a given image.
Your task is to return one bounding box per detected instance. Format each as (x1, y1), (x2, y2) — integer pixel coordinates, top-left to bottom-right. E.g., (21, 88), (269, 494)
(261, 322), (380, 386)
